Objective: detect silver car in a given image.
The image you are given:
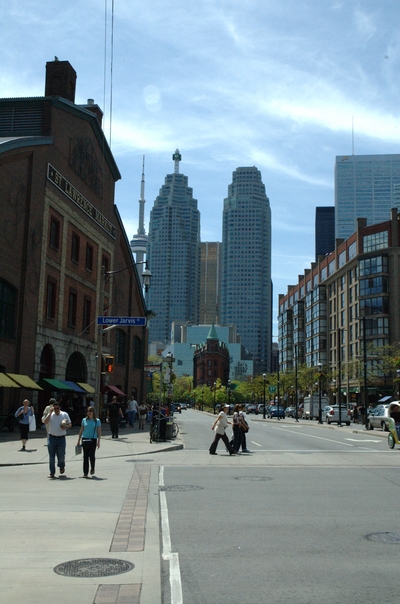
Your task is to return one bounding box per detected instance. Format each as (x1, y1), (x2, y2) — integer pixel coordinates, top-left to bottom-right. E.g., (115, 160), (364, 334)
(325, 405), (351, 426)
(366, 405), (390, 431)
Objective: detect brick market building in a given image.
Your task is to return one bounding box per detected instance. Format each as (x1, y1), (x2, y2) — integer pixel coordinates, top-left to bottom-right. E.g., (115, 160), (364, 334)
(0, 59), (149, 418)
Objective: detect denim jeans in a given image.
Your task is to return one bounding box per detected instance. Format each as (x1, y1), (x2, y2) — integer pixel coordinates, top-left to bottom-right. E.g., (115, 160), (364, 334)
(48, 435), (66, 475)
(128, 410), (136, 426)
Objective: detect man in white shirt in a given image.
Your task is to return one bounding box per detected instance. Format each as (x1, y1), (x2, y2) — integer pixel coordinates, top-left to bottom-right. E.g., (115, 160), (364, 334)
(43, 402), (71, 478)
(128, 396), (138, 427)
(209, 404), (236, 455)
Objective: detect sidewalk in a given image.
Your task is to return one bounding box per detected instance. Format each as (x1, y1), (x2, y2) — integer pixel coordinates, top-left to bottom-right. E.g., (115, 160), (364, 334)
(0, 422), (183, 604)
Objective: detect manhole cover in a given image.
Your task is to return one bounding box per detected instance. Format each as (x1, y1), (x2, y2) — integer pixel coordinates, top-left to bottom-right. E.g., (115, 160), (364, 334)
(54, 558), (134, 577)
(366, 532), (400, 544)
(160, 485), (203, 491)
(236, 476), (274, 482)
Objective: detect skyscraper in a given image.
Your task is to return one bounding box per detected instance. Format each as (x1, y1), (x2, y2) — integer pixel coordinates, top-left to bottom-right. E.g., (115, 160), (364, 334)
(200, 242), (221, 324)
(221, 166), (272, 374)
(146, 150), (200, 344)
(315, 206), (335, 261)
(335, 154), (400, 240)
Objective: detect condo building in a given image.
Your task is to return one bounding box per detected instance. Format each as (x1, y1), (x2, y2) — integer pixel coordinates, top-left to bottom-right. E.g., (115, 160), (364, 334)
(279, 209), (400, 406)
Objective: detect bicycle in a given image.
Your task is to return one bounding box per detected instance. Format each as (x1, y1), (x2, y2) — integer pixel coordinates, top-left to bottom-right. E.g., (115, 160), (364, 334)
(171, 421), (179, 439)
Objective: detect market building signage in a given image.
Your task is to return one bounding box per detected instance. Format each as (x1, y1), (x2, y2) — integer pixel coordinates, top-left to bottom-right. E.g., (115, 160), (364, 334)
(47, 164), (116, 239)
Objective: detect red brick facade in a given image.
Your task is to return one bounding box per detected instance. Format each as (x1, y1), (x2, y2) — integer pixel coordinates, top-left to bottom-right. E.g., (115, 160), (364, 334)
(0, 60), (148, 416)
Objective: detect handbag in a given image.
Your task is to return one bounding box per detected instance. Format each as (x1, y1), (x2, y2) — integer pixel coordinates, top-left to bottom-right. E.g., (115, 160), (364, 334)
(75, 445), (82, 455)
(29, 414), (36, 432)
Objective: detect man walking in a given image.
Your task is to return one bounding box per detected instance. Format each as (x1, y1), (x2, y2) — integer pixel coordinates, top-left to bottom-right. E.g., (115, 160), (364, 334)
(209, 404), (235, 455)
(128, 395), (138, 427)
(43, 402), (71, 478)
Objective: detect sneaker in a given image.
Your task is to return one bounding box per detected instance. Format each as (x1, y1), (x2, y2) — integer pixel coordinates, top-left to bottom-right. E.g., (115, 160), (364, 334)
(242, 449), (251, 453)
(59, 467), (65, 474)
(48, 474), (55, 479)
(83, 475), (88, 478)
(209, 452), (217, 455)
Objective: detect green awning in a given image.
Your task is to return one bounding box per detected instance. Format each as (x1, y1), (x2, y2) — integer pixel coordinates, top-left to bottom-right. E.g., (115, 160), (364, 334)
(6, 374), (43, 390)
(0, 373), (21, 388)
(38, 378), (74, 391)
(77, 382), (95, 394)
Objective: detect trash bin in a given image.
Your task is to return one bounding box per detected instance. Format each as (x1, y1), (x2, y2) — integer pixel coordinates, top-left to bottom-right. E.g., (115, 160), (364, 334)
(165, 421), (173, 440)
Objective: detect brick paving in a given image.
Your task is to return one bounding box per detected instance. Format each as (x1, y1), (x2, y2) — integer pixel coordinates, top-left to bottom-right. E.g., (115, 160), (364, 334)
(110, 464), (151, 552)
(94, 584), (141, 604)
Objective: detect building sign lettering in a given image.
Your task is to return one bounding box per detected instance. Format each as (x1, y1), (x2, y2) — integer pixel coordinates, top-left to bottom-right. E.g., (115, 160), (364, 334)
(47, 164), (116, 239)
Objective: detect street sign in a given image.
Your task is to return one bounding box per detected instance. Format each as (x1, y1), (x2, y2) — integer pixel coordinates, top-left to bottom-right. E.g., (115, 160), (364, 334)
(269, 385), (277, 394)
(97, 316), (146, 326)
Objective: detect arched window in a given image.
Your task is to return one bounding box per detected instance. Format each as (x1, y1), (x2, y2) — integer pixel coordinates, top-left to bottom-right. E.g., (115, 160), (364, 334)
(65, 351), (87, 382)
(115, 329), (127, 365)
(40, 344), (55, 378)
(0, 279), (17, 338)
(132, 336), (142, 369)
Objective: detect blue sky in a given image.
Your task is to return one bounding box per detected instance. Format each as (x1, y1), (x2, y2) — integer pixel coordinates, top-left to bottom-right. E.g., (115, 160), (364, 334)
(2, 0), (400, 332)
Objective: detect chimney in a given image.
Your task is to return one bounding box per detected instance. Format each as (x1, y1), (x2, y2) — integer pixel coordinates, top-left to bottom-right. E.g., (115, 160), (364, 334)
(45, 59), (77, 103)
(79, 98), (103, 126)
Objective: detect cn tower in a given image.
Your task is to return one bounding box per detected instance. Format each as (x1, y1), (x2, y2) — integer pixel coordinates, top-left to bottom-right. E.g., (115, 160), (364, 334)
(130, 156), (148, 282)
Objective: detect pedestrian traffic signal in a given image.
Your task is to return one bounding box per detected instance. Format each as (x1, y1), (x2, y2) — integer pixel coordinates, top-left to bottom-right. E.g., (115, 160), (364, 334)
(102, 355), (114, 373)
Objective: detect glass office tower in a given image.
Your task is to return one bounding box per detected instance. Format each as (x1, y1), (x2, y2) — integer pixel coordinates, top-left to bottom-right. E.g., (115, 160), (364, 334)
(220, 166), (272, 374)
(146, 150), (200, 344)
(315, 206), (335, 261)
(335, 154), (400, 240)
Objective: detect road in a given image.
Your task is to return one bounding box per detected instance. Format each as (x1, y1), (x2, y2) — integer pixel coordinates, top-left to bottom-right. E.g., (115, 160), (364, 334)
(159, 410), (400, 604)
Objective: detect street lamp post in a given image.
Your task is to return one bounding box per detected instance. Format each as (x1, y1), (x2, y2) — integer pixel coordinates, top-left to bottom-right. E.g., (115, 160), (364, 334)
(262, 374), (266, 419)
(213, 382), (217, 414)
(318, 362), (323, 424)
(94, 260), (151, 418)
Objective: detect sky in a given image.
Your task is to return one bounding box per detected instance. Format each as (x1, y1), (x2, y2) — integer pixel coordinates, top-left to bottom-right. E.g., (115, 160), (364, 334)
(2, 0), (400, 335)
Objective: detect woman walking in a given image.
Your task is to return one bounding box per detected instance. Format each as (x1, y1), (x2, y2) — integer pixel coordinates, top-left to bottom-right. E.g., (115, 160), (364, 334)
(232, 404), (243, 453)
(14, 399), (34, 451)
(77, 406), (101, 477)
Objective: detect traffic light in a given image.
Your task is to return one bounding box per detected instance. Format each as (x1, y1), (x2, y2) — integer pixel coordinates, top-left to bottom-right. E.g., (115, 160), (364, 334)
(102, 355), (114, 373)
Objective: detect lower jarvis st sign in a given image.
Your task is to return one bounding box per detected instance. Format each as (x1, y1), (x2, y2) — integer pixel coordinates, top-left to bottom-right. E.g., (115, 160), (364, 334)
(97, 316), (147, 326)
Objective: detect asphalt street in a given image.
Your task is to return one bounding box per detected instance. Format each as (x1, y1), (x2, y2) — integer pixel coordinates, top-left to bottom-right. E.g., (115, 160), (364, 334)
(161, 410), (400, 604)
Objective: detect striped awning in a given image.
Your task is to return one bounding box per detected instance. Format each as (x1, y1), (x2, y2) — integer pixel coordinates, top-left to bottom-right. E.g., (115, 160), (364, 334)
(0, 373), (21, 388)
(6, 374), (43, 390)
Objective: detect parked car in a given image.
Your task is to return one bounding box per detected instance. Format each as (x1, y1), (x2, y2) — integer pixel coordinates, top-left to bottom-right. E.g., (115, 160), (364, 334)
(366, 405), (390, 431)
(245, 404), (256, 414)
(325, 405), (351, 426)
(180, 403), (189, 410)
(267, 405), (285, 419)
(285, 406), (296, 417)
(172, 402), (182, 413)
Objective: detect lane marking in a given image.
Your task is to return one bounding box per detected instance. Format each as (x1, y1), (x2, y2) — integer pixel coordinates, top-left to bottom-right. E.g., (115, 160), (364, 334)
(250, 441), (262, 447)
(159, 466), (183, 604)
(270, 425), (354, 446)
(346, 438), (381, 443)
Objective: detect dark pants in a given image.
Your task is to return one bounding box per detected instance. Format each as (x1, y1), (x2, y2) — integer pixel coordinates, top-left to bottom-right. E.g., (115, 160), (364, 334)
(233, 425), (243, 452)
(209, 431), (233, 454)
(82, 439), (97, 475)
(110, 419), (119, 437)
(48, 435), (66, 475)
